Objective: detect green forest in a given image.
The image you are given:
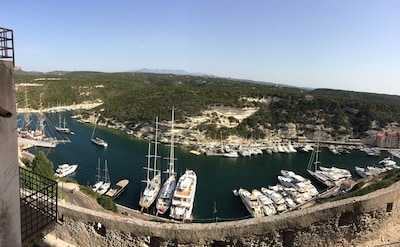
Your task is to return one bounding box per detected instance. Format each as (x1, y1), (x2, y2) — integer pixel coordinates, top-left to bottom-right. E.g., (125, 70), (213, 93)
(14, 71), (400, 139)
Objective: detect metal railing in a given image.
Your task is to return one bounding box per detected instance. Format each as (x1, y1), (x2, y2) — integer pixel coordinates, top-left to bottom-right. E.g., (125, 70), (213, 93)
(19, 167), (58, 243)
(0, 27), (14, 67)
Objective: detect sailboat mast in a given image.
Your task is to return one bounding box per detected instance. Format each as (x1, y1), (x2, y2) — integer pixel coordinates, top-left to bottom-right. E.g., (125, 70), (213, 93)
(23, 89), (30, 130)
(38, 93), (45, 136)
(96, 158), (101, 182)
(104, 160), (109, 184)
(145, 142), (151, 183)
(169, 107), (175, 177)
(153, 116), (159, 178)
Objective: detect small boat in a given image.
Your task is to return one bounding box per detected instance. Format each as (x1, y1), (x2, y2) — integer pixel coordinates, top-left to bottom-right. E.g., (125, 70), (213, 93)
(170, 169), (197, 221)
(97, 160), (111, 195)
(92, 159), (104, 191)
(105, 179), (129, 199)
(55, 163), (78, 177)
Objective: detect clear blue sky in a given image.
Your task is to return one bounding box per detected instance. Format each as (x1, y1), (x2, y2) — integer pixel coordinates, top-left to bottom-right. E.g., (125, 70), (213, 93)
(4, 1), (400, 95)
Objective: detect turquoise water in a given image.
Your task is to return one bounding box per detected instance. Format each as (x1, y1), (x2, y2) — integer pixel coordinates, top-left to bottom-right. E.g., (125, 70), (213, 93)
(28, 112), (391, 222)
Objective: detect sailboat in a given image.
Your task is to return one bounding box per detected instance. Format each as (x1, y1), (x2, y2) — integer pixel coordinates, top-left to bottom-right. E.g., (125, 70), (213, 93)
(18, 91), (59, 148)
(97, 160), (111, 195)
(139, 117), (162, 211)
(307, 138), (351, 188)
(92, 158), (104, 191)
(55, 114), (71, 134)
(91, 114), (108, 147)
(156, 108), (177, 215)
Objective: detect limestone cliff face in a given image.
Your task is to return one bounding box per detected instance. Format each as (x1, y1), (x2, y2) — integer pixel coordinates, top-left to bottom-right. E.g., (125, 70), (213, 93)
(53, 180), (400, 247)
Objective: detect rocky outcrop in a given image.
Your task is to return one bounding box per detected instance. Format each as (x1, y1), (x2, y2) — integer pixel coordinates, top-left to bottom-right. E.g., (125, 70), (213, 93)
(53, 180), (400, 246)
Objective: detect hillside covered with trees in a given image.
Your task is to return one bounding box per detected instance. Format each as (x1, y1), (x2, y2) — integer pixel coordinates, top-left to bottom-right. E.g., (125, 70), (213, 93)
(14, 71), (400, 141)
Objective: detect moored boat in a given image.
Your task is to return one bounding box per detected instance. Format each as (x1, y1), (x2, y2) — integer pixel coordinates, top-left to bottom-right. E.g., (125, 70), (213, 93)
(237, 188), (264, 218)
(105, 179), (129, 198)
(139, 117), (162, 211)
(169, 169), (197, 221)
(55, 163), (78, 177)
(156, 108), (177, 215)
(91, 114), (108, 147)
(97, 160), (111, 195)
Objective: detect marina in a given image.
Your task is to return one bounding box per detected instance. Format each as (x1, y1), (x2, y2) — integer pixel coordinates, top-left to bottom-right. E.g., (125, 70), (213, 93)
(26, 112), (400, 222)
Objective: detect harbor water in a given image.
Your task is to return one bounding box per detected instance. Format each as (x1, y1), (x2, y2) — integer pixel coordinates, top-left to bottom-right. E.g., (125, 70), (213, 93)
(28, 112), (393, 222)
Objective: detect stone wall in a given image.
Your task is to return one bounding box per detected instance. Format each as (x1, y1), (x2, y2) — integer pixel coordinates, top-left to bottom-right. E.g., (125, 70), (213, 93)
(54, 181), (400, 247)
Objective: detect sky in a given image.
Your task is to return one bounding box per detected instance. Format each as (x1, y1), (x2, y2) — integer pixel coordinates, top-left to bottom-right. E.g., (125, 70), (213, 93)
(3, 1), (400, 95)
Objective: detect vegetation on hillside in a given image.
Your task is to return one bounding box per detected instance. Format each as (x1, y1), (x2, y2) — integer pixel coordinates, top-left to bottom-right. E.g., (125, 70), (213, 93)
(15, 71), (400, 140)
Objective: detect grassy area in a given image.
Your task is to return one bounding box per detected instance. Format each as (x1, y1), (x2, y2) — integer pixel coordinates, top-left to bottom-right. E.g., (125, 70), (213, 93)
(79, 185), (118, 213)
(336, 168), (400, 200)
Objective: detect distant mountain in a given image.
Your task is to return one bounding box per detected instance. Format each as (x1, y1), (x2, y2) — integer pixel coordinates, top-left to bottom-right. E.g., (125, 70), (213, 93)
(131, 68), (206, 76)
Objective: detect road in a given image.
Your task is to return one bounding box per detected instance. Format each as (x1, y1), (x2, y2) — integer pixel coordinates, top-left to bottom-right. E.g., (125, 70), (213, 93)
(58, 182), (99, 210)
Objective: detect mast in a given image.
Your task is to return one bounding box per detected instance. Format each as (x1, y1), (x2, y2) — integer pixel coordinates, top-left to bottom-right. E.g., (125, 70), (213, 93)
(96, 158), (101, 183)
(104, 160), (110, 184)
(166, 107), (176, 177)
(38, 93), (45, 136)
(23, 89), (30, 130)
(153, 116), (159, 178)
(143, 142), (151, 184)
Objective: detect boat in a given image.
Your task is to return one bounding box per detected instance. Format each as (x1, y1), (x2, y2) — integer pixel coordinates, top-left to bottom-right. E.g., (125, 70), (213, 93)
(54, 163), (78, 177)
(261, 187), (287, 212)
(237, 188), (264, 218)
(97, 160), (111, 195)
(105, 179), (129, 199)
(156, 108), (177, 215)
(92, 158), (104, 191)
(355, 165), (387, 178)
(307, 143), (338, 188)
(91, 114), (108, 147)
(139, 117), (162, 211)
(170, 169), (197, 221)
(379, 157), (399, 169)
(55, 114), (71, 134)
(252, 189), (277, 216)
(18, 91), (60, 148)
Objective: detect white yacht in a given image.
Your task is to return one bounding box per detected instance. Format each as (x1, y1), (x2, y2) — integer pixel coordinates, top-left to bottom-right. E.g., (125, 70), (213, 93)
(253, 189), (277, 216)
(169, 170), (197, 221)
(379, 157), (399, 169)
(156, 108), (177, 215)
(54, 163), (78, 177)
(139, 117), (162, 211)
(261, 187), (287, 212)
(237, 188), (264, 218)
(355, 165), (387, 178)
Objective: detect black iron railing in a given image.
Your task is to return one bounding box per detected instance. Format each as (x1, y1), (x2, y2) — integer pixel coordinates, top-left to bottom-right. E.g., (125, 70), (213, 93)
(19, 167), (58, 243)
(0, 27), (14, 67)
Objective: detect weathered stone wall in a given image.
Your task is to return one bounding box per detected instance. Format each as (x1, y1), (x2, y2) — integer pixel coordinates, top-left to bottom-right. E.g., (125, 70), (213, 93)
(54, 181), (400, 247)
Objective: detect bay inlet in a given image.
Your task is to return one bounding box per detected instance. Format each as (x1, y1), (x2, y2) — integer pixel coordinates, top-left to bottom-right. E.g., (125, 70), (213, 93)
(28, 112), (392, 222)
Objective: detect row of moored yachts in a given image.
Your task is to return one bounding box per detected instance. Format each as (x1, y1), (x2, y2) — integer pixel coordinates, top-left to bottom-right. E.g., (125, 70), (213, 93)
(236, 170), (319, 218)
(238, 155), (399, 218)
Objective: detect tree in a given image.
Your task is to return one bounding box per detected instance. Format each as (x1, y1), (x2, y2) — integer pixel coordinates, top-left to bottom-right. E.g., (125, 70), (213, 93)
(32, 151), (54, 178)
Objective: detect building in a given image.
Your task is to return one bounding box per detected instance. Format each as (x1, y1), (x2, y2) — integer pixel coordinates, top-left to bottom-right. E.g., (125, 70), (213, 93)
(375, 131), (400, 149)
(0, 27), (58, 246)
